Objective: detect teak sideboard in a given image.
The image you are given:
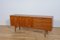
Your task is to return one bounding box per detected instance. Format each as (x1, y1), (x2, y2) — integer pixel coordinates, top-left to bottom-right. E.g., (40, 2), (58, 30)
(10, 14), (53, 37)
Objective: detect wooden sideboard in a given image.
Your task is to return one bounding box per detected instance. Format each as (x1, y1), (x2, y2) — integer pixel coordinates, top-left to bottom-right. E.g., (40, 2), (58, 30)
(10, 14), (53, 37)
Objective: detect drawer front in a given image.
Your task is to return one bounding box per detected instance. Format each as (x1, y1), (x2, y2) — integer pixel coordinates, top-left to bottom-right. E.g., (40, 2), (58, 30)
(32, 23), (43, 29)
(41, 18), (52, 23)
(32, 17), (52, 23)
(41, 22), (52, 31)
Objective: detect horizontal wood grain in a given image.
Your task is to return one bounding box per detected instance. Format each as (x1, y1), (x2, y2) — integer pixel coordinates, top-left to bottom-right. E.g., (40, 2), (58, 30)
(10, 15), (53, 31)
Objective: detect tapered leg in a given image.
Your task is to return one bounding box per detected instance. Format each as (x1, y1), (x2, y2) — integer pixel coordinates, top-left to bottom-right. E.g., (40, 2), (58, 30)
(44, 30), (48, 37)
(46, 31), (48, 34)
(19, 26), (20, 30)
(15, 26), (17, 32)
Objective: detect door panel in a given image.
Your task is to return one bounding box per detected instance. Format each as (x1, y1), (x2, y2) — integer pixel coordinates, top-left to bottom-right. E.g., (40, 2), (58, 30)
(10, 16), (15, 26)
(20, 16), (25, 27)
(24, 17), (32, 28)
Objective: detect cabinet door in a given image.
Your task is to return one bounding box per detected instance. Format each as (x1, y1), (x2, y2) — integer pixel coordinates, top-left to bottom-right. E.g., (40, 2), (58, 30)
(24, 17), (32, 28)
(20, 16), (25, 27)
(15, 16), (20, 27)
(10, 16), (16, 26)
(17, 16), (21, 27)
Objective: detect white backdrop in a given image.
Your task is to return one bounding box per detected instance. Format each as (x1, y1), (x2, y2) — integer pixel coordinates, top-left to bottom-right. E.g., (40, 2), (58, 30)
(0, 0), (60, 27)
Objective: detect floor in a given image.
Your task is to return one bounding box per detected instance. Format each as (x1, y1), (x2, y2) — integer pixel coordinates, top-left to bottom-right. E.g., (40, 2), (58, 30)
(0, 26), (60, 40)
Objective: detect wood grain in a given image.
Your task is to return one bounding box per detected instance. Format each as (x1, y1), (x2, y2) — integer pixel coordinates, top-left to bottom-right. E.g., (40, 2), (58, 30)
(10, 15), (53, 31)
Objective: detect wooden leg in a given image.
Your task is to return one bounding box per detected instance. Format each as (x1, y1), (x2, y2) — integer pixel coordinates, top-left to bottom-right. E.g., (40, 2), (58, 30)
(19, 26), (20, 30)
(44, 30), (48, 37)
(15, 26), (16, 32)
(46, 31), (48, 34)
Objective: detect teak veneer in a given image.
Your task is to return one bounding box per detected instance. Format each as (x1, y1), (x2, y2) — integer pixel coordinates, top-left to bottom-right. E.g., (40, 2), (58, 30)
(10, 14), (53, 37)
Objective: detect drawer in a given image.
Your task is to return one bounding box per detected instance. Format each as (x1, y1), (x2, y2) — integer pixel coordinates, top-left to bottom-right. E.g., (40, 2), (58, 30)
(33, 17), (52, 23)
(32, 22), (42, 28)
(41, 24), (52, 31)
(32, 17), (42, 23)
(41, 18), (52, 22)
(32, 22), (52, 31)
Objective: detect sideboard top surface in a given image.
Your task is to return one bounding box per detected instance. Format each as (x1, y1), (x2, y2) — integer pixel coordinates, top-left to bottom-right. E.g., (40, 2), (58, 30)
(10, 14), (53, 18)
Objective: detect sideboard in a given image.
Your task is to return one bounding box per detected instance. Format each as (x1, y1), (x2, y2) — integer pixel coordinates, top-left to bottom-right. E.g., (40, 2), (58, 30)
(10, 14), (53, 37)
